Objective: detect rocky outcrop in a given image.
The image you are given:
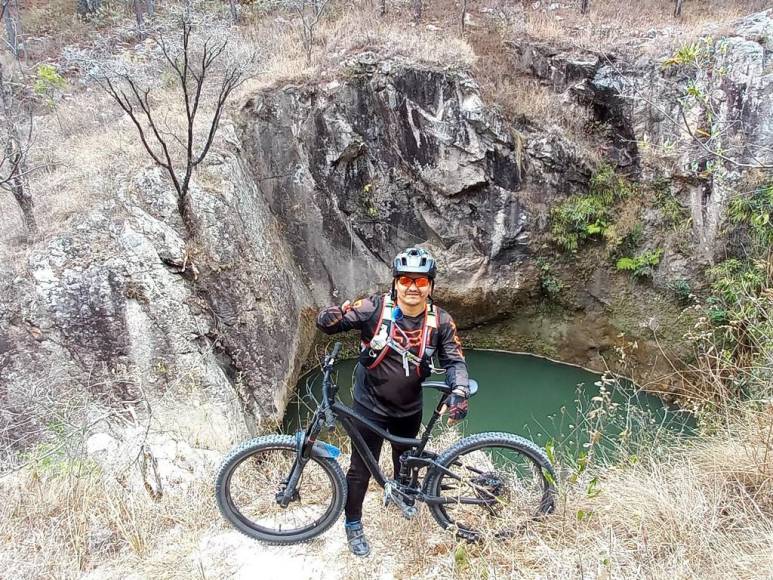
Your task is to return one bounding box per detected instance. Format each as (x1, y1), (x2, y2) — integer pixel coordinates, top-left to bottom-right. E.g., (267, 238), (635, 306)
(2, 12), (771, 451)
(238, 55), (592, 327)
(0, 129), (319, 447)
(1, 57), (593, 448)
(509, 10), (773, 264)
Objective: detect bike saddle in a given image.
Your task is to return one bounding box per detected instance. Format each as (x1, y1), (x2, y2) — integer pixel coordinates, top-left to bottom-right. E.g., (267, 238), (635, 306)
(421, 379), (478, 397)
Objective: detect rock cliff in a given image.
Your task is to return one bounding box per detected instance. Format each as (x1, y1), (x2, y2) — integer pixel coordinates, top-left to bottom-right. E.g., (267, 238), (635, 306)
(1, 11), (770, 445)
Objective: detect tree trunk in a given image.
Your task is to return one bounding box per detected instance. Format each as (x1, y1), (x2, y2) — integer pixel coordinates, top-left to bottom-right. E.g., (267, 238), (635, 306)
(460, 0), (467, 34)
(9, 157), (37, 238)
(3, 0), (23, 60)
(0, 63), (36, 239)
(412, 0), (421, 23)
(77, 0), (102, 18)
(133, 0), (146, 39)
(380, 0), (386, 16)
(580, 0), (590, 15)
(229, 0), (239, 23)
(674, 0), (684, 17)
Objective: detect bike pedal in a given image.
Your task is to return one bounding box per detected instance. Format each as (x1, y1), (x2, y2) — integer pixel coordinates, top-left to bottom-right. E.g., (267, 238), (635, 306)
(383, 480), (417, 519)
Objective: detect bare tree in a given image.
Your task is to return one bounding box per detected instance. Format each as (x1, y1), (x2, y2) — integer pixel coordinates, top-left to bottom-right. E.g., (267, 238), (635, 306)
(674, 0), (684, 17)
(2, 0), (23, 60)
(291, 0), (331, 65)
(0, 62), (37, 239)
(580, 0), (590, 15)
(98, 19), (247, 231)
(380, 0), (386, 17)
(460, 0), (467, 34)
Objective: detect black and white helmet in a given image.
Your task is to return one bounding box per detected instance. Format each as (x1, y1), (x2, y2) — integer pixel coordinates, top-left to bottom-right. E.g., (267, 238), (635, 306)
(392, 247), (437, 279)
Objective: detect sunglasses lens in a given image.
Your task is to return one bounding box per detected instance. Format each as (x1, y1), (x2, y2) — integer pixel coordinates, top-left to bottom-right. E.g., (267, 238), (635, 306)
(398, 276), (430, 288)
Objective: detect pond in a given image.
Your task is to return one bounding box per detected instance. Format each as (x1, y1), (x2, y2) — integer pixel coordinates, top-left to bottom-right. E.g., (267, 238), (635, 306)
(283, 350), (692, 454)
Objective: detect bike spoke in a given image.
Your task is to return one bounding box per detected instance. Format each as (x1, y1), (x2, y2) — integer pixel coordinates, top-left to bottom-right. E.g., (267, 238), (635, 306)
(227, 447), (336, 536)
(435, 444), (547, 539)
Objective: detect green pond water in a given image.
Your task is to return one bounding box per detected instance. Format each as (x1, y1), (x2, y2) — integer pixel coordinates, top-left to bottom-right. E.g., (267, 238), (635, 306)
(284, 350), (692, 453)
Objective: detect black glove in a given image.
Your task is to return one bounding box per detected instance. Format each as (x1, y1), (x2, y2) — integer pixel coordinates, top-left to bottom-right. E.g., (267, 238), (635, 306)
(446, 387), (469, 422)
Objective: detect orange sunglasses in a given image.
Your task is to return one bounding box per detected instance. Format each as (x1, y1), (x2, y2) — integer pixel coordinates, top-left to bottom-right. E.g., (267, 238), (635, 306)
(396, 276), (431, 288)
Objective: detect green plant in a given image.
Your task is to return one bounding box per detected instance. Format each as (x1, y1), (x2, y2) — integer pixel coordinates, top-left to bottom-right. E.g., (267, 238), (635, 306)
(615, 248), (663, 279)
(656, 188), (690, 228)
(687, 257), (771, 402)
(589, 164), (635, 201)
(359, 182), (379, 218)
(663, 41), (703, 68)
(550, 165), (634, 252)
(728, 183), (773, 248)
(609, 222), (644, 259)
(669, 278), (693, 305)
(537, 258), (564, 299)
(34, 64), (67, 106)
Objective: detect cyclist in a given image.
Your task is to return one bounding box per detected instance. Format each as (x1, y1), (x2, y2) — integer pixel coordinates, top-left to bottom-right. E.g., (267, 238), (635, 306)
(316, 247), (470, 557)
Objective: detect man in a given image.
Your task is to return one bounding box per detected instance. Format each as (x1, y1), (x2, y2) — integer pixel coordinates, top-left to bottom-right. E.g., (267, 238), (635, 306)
(316, 247), (470, 557)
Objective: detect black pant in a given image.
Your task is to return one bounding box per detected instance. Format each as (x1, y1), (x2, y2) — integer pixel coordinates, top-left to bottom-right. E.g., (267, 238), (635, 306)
(344, 401), (423, 522)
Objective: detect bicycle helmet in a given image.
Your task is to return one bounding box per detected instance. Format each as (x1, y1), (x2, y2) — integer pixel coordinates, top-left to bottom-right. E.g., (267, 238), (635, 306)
(392, 247), (437, 279)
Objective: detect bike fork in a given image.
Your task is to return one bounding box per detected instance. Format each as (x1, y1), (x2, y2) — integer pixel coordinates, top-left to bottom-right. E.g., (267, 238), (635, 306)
(276, 432), (313, 507)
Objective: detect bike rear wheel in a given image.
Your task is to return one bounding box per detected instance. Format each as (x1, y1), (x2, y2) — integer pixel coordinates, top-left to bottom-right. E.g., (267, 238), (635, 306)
(215, 434), (346, 544)
(424, 432), (556, 541)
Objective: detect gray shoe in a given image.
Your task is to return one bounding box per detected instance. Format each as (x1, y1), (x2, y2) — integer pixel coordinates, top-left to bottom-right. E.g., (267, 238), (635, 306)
(345, 522), (371, 557)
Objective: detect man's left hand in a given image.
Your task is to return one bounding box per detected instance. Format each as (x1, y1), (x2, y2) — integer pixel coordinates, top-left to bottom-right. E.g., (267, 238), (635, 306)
(445, 387), (469, 426)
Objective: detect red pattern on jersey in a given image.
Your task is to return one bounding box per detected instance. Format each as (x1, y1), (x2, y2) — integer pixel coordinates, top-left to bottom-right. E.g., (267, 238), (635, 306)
(392, 327), (424, 349)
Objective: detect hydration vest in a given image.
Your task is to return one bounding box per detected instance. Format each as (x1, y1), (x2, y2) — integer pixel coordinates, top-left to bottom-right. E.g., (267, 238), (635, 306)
(361, 293), (438, 373)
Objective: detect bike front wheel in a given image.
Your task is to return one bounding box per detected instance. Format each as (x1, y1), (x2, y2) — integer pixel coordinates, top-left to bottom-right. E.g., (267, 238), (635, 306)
(424, 432), (556, 541)
(215, 434), (347, 544)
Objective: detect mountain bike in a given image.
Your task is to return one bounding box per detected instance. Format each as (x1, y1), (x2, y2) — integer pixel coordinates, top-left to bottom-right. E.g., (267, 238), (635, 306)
(215, 342), (556, 544)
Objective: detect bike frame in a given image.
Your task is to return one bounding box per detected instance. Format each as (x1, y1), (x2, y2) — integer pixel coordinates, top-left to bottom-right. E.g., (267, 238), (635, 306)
(332, 397), (446, 488)
(280, 343), (465, 507)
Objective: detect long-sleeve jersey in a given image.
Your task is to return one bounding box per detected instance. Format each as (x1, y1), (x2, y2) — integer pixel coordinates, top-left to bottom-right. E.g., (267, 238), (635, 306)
(316, 294), (469, 417)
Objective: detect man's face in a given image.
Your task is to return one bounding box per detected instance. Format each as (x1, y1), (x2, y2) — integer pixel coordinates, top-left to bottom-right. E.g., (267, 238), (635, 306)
(395, 274), (432, 308)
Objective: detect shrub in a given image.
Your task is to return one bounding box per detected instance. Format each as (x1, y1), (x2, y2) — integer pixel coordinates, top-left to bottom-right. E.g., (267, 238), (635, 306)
(615, 248), (663, 279)
(537, 258), (564, 299)
(728, 183), (773, 248)
(551, 165), (634, 252)
(669, 278), (693, 305)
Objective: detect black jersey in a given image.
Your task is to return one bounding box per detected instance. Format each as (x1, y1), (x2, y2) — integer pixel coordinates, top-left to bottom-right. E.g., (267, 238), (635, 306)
(316, 294), (468, 417)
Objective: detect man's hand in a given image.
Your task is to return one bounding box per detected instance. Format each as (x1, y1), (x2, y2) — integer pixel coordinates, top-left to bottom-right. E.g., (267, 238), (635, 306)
(444, 387), (469, 426)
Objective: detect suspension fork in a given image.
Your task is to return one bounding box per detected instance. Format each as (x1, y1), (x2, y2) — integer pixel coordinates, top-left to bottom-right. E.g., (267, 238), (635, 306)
(276, 413), (324, 507)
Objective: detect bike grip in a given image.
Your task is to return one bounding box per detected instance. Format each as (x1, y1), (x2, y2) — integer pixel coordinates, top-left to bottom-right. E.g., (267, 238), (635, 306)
(331, 342), (342, 359)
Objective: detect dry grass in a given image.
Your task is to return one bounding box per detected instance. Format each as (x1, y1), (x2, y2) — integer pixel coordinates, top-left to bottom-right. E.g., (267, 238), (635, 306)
(1, 405), (770, 579)
(1, 3), (771, 575)
(498, 0), (772, 53)
(236, 1), (476, 94)
(0, 467), (220, 579)
(1, 0), (477, 254)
